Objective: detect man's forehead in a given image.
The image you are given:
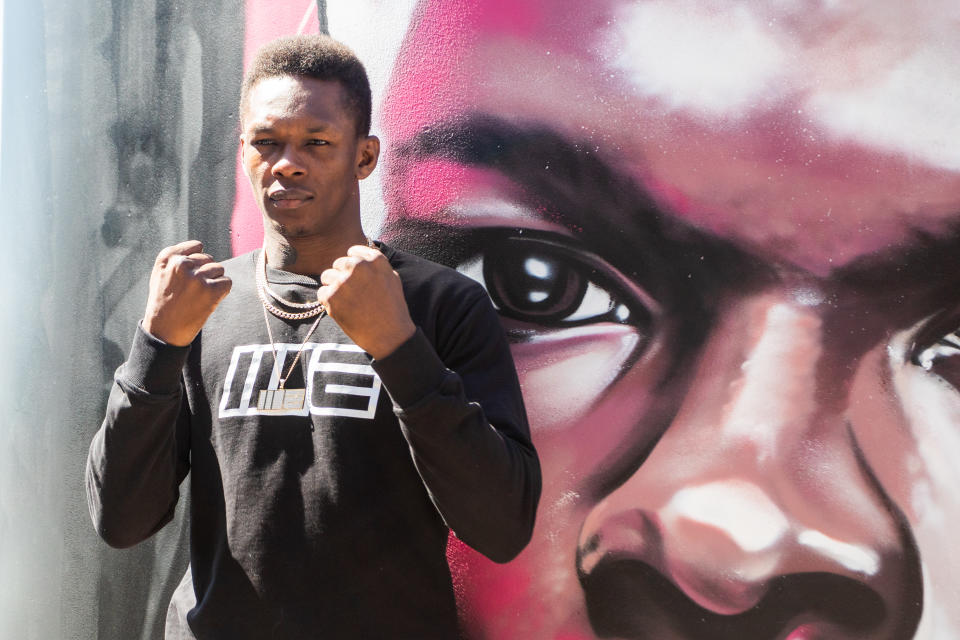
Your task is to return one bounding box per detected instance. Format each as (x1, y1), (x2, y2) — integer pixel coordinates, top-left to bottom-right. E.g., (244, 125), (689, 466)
(242, 75), (348, 126)
(385, 0), (960, 273)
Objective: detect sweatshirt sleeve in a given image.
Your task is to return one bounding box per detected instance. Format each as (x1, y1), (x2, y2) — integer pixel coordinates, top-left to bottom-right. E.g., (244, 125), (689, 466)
(371, 293), (541, 563)
(85, 324), (192, 549)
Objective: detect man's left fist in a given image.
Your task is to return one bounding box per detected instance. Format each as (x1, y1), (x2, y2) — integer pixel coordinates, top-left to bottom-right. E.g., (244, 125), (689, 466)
(318, 244), (416, 359)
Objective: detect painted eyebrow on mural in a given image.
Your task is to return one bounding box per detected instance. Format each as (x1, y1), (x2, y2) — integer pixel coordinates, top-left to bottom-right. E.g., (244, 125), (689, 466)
(395, 113), (774, 309)
(396, 116), (960, 325)
(834, 224), (960, 335)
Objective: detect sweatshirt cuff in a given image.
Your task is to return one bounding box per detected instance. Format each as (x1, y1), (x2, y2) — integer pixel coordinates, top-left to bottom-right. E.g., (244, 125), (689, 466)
(371, 328), (448, 409)
(120, 323), (192, 394)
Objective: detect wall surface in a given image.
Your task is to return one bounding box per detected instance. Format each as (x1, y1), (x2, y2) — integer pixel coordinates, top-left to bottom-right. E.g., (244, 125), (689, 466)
(4, 1), (960, 639)
(2, 0), (242, 637)
(366, 4), (960, 639)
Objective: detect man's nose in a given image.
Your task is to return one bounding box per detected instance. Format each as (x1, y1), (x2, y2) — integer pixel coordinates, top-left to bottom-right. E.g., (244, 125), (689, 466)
(271, 145), (307, 177)
(577, 294), (920, 638)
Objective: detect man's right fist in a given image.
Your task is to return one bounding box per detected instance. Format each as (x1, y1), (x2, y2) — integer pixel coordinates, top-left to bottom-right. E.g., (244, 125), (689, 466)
(141, 240), (232, 346)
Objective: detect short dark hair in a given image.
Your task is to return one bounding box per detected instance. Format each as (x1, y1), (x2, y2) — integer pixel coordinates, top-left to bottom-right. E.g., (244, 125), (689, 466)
(240, 34), (372, 136)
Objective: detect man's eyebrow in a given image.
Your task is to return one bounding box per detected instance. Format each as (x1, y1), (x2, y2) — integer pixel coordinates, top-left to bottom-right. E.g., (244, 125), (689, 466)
(398, 114), (773, 306)
(247, 124), (333, 135)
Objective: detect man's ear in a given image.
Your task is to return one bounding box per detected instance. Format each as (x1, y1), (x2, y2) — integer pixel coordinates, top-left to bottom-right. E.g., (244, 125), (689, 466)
(239, 134), (250, 178)
(356, 135), (380, 180)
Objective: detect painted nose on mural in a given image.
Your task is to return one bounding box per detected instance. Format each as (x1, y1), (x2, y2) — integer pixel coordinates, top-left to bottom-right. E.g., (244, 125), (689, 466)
(575, 295), (920, 640)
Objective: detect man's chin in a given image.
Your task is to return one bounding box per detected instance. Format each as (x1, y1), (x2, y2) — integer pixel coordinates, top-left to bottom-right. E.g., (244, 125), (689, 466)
(262, 216), (313, 240)
(281, 226), (311, 238)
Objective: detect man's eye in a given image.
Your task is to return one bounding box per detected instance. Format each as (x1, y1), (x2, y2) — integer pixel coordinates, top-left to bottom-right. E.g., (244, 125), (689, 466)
(307, 139), (329, 146)
(251, 139), (275, 147)
(457, 235), (656, 329)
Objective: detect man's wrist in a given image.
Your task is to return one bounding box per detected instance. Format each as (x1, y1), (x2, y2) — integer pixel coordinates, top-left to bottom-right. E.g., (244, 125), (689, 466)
(365, 322), (417, 360)
(123, 322), (192, 394)
(142, 315), (194, 347)
(370, 328), (448, 410)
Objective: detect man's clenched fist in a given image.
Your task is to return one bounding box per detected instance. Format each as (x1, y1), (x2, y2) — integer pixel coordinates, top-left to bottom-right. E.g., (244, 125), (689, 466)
(142, 240), (232, 346)
(318, 244), (416, 360)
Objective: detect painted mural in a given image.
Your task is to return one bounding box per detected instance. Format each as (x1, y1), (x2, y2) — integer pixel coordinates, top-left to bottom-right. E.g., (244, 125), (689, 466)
(368, 1), (960, 639)
(244, 1), (960, 638)
(4, 0), (960, 638)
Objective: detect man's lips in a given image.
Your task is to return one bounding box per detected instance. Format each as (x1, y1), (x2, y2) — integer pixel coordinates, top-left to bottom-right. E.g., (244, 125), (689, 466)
(267, 189), (313, 209)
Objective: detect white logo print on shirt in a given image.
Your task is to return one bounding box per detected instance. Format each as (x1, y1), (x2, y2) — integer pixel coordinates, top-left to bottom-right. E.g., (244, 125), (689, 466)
(218, 343), (382, 419)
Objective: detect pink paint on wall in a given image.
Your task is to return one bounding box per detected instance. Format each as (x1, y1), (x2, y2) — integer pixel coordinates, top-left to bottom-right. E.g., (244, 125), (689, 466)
(474, 0), (544, 35)
(230, 0), (321, 257)
(381, 0), (479, 144)
(376, 2), (960, 639)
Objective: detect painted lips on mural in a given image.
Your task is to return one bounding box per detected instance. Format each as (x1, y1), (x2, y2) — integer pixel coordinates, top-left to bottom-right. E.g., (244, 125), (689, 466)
(374, 0), (960, 638)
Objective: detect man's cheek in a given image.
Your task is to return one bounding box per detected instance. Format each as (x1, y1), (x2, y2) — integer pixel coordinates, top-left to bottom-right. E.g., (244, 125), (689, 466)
(507, 324), (683, 577)
(896, 367), (960, 639)
(845, 344), (917, 517)
(449, 513), (594, 636)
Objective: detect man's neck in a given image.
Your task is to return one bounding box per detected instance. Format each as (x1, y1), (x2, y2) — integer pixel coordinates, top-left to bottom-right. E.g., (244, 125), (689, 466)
(262, 228), (369, 276)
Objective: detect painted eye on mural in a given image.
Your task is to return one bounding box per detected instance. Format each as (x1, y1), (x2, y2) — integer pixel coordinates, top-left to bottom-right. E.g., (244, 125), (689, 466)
(908, 307), (960, 384)
(900, 306), (960, 394)
(913, 332), (960, 371)
(456, 233), (656, 331)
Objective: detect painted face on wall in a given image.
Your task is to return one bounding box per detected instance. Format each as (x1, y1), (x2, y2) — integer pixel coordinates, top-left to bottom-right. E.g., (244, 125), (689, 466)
(380, 1), (960, 638)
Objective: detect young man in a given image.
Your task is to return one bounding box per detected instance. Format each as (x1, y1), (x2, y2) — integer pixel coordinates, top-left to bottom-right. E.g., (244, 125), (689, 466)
(86, 35), (541, 639)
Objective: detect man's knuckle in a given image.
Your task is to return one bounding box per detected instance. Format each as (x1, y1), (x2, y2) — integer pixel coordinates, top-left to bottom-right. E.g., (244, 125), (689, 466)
(171, 257), (190, 274)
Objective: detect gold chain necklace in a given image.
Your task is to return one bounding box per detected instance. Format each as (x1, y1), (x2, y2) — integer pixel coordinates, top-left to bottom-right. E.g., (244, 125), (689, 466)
(254, 249), (323, 411)
(254, 240), (375, 412)
(255, 250), (326, 320)
(255, 240), (374, 320)
(256, 303), (324, 412)
(257, 249), (324, 310)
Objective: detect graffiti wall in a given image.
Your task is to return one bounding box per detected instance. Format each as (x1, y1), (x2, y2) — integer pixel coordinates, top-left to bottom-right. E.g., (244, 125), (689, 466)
(4, 0), (960, 638)
(365, 1), (960, 638)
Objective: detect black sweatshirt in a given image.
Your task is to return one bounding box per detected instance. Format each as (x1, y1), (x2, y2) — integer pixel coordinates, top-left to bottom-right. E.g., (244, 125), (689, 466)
(86, 244), (541, 639)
